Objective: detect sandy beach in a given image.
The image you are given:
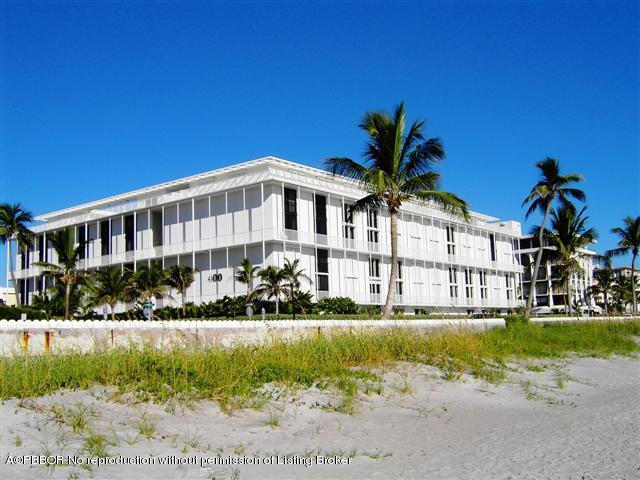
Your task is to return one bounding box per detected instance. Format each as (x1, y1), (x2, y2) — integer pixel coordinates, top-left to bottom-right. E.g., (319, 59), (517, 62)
(2, 356), (638, 480)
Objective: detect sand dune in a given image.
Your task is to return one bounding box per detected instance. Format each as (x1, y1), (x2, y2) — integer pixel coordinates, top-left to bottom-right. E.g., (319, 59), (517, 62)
(2, 356), (638, 479)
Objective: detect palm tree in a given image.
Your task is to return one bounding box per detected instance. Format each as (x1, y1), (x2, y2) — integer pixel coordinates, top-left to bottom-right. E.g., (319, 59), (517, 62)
(587, 255), (615, 314)
(326, 103), (469, 319)
(31, 292), (54, 319)
(281, 258), (311, 320)
(522, 158), (585, 317)
(89, 266), (132, 321)
(612, 275), (634, 314)
(537, 206), (597, 315)
(607, 216), (640, 315)
(132, 262), (171, 320)
(166, 265), (196, 318)
(34, 228), (83, 319)
(0, 203), (34, 305)
(255, 265), (286, 316)
(235, 258), (260, 303)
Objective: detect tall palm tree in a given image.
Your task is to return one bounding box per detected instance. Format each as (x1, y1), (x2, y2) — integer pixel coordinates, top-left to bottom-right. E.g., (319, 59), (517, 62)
(0, 203), (34, 305)
(132, 262), (171, 319)
(255, 265), (286, 316)
(166, 265), (196, 318)
(587, 254), (615, 314)
(281, 258), (311, 320)
(607, 216), (640, 315)
(522, 158), (585, 317)
(89, 266), (132, 321)
(537, 206), (597, 315)
(235, 258), (260, 303)
(34, 228), (83, 319)
(326, 103), (469, 319)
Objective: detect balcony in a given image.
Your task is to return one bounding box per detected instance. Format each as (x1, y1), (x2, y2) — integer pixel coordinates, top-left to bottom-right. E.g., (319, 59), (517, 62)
(315, 233), (328, 245)
(368, 241), (380, 253)
(369, 293), (382, 304)
(316, 290), (330, 300)
(283, 229), (299, 242)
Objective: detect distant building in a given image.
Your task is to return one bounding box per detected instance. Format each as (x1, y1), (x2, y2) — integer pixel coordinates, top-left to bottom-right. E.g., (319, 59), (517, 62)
(516, 234), (597, 312)
(0, 287), (17, 307)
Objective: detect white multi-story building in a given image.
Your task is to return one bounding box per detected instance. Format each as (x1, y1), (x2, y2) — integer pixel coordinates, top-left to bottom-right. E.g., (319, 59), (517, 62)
(517, 234), (596, 311)
(11, 157), (523, 313)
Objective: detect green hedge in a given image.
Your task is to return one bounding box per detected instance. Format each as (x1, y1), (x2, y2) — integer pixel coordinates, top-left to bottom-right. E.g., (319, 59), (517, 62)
(0, 305), (47, 320)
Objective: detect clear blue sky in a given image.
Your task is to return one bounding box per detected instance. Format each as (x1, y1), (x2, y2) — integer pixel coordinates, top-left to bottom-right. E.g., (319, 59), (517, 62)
(1, 1), (638, 284)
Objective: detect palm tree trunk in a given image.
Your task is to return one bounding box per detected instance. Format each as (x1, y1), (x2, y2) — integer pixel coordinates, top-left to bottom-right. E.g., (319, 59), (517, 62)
(525, 203), (551, 318)
(64, 281), (71, 319)
(291, 283), (295, 320)
(275, 296), (279, 316)
(111, 303), (116, 321)
(632, 254), (637, 316)
(383, 211), (398, 320)
(182, 291), (186, 318)
(8, 240), (20, 305)
(566, 278), (573, 316)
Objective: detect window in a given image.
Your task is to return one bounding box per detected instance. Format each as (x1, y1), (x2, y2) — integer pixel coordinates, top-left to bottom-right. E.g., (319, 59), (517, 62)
(367, 209), (379, 245)
(479, 271), (488, 299)
(124, 215), (134, 252)
(449, 267), (458, 298)
(369, 283), (381, 294)
(396, 261), (403, 296)
(369, 257), (381, 278)
(317, 249), (329, 273)
(367, 209), (378, 229)
(489, 234), (496, 262)
(343, 204), (355, 241)
(100, 221), (110, 255)
(38, 235), (44, 262)
(464, 268), (473, 298)
(317, 249), (329, 293)
(446, 225), (456, 255)
(318, 275), (329, 292)
(315, 194), (327, 235)
(78, 225), (86, 259)
(284, 188), (297, 230)
(505, 273), (512, 300)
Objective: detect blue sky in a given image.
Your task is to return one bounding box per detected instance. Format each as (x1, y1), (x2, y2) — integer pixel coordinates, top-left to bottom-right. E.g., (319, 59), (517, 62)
(0, 1), (638, 284)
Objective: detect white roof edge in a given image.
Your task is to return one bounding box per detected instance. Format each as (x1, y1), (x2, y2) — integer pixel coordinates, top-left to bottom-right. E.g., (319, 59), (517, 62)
(34, 155), (515, 225)
(34, 156), (282, 221)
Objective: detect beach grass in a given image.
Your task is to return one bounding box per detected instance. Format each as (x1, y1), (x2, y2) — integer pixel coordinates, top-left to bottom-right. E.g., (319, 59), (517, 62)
(1, 320), (638, 409)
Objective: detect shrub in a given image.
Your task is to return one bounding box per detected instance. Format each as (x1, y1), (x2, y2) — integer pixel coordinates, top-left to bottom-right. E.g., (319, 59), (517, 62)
(316, 297), (359, 315)
(0, 305), (46, 320)
(504, 315), (529, 328)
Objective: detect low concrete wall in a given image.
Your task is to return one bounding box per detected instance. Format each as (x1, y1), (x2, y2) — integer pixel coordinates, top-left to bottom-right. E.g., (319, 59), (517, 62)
(1, 316), (634, 357)
(0, 318), (505, 356)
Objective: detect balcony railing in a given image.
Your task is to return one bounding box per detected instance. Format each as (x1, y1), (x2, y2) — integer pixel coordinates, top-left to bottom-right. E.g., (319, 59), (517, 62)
(369, 293), (382, 304)
(283, 229), (299, 242)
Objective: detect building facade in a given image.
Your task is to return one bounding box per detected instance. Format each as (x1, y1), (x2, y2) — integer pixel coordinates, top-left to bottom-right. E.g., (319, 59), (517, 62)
(517, 234), (596, 311)
(12, 157), (523, 313)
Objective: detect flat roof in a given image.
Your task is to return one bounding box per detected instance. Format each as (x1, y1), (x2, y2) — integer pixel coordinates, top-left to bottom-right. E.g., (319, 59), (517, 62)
(35, 156), (504, 224)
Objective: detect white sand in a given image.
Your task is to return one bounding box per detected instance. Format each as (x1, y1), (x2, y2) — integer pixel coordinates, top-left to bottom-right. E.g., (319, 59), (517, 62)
(1, 356), (638, 480)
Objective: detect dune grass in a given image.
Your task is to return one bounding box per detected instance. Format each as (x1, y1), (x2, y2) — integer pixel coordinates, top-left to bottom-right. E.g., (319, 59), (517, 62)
(1, 320), (638, 409)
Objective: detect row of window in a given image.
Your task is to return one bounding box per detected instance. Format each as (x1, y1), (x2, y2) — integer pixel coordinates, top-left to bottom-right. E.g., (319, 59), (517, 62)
(284, 190), (505, 263)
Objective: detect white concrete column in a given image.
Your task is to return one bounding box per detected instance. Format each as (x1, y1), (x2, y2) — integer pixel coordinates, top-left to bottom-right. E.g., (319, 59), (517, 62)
(133, 211), (137, 272)
(191, 197), (196, 304)
(260, 182), (265, 266)
(176, 201), (180, 247)
(160, 205), (165, 269)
